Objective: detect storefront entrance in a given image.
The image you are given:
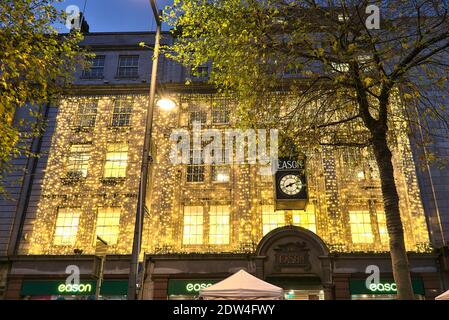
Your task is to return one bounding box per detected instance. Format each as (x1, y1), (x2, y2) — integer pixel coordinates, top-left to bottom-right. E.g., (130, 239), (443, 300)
(257, 226), (333, 300)
(267, 276), (324, 300)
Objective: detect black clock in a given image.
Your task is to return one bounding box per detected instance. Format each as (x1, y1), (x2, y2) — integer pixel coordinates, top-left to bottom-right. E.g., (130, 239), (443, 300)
(275, 158), (307, 209)
(279, 174), (303, 196)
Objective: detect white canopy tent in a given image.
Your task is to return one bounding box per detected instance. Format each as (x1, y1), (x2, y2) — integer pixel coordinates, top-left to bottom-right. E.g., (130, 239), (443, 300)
(435, 290), (449, 300)
(199, 269), (284, 300)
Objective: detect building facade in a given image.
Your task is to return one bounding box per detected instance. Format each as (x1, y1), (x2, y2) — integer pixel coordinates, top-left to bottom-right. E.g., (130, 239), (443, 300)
(1, 32), (447, 300)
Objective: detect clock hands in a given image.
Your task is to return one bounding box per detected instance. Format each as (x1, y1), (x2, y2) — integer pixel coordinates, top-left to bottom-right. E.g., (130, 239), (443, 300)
(285, 181), (297, 188)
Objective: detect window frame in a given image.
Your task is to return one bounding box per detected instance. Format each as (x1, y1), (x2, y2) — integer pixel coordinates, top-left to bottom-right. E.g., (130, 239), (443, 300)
(95, 207), (121, 246)
(182, 205), (204, 245)
(53, 208), (81, 246)
(116, 55), (139, 78)
(76, 100), (98, 128)
(66, 144), (91, 178)
(82, 55), (106, 79)
(111, 98), (133, 127)
(349, 210), (375, 244)
(208, 205), (230, 245)
(103, 143), (129, 178)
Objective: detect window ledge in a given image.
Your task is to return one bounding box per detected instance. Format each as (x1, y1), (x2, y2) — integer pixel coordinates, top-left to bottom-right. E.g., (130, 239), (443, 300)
(101, 177), (126, 185)
(114, 75), (140, 80)
(61, 176), (87, 185)
(80, 76), (104, 80)
(107, 125), (132, 131)
(72, 126), (95, 133)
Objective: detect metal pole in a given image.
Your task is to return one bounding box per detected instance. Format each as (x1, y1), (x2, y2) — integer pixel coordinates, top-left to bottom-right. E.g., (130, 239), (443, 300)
(127, 0), (161, 300)
(95, 256), (105, 300)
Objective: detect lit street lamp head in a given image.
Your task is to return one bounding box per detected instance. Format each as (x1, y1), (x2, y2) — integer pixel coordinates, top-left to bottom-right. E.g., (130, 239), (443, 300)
(157, 98), (176, 111)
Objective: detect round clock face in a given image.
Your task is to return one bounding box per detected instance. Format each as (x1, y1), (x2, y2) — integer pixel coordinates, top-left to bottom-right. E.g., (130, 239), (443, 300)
(279, 174), (303, 195)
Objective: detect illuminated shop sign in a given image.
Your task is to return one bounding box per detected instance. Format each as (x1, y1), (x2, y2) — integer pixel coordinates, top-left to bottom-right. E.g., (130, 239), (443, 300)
(57, 283), (92, 293)
(349, 279), (424, 295)
(368, 282), (397, 292)
(20, 280), (128, 296)
(168, 279), (219, 296)
(186, 282), (213, 292)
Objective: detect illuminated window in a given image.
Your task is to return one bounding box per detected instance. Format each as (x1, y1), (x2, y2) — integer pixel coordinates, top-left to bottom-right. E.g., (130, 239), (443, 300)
(54, 208), (80, 246)
(377, 211), (389, 244)
(104, 144), (128, 178)
(292, 210), (316, 233)
(96, 207), (121, 245)
(66, 144), (90, 178)
(76, 101), (97, 127)
(209, 205), (230, 244)
(111, 99), (132, 127)
(349, 211), (374, 244)
(262, 205), (285, 235)
(117, 55), (139, 78)
(182, 206), (203, 245)
(82, 55), (105, 79)
(212, 165), (230, 183)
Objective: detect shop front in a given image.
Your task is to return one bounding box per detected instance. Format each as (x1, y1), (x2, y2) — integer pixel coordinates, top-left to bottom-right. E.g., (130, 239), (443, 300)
(143, 226), (442, 300)
(349, 278), (426, 300)
(4, 255), (131, 300)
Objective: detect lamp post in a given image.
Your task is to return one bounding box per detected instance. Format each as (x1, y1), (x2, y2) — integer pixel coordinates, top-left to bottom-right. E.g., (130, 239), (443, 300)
(127, 0), (163, 300)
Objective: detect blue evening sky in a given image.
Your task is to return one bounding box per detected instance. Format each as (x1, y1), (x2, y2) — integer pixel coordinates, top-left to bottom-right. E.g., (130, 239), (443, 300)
(53, 0), (173, 33)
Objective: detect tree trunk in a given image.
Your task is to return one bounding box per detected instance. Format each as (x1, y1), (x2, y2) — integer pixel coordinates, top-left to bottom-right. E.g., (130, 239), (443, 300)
(371, 128), (414, 300)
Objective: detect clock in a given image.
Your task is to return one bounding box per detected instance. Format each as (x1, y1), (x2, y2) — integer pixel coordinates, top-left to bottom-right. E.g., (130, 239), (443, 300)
(279, 174), (303, 195)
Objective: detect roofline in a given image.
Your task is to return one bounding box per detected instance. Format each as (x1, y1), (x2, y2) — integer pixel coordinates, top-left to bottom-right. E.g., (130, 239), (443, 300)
(59, 31), (172, 36)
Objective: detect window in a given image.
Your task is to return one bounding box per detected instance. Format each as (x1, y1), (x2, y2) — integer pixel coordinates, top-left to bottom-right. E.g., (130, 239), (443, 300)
(292, 210), (316, 233)
(76, 101), (97, 127)
(187, 144), (204, 182)
(209, 205), (230, 244)
(349, 211), (374, 244)
(212, 100), (230, 124)
(262, 205), (285, 235)
(111, 99), (132, 127)
(189, 111), (207, 126)
(182, 206), (203, 245)
(377, 211), (389, 244)
(54, 208), (80, 245)
(117, 55), (139, 78)
(82, 55), (105, 79)
(96, 207), (121, 245)
(212, 165), (230, 182)
(104, 144), (128, 178)
(67, 144), (90, 178)
(187, 165), (205, 182)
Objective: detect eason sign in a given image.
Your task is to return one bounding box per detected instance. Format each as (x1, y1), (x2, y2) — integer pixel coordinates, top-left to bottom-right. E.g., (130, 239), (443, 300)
(20, 280), (128, 296)
(349, 279), (425, 295)
(57, 283), (92, 294)
(168, 279), (219, 297)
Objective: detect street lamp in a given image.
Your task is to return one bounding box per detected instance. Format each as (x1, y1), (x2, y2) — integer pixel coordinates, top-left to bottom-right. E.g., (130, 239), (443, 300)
(127, 0), (169, 300)
(157, 97), (176, 111)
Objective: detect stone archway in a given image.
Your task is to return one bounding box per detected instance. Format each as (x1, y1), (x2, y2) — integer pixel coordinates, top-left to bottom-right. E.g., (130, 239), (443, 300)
(256, 226), (333, 299)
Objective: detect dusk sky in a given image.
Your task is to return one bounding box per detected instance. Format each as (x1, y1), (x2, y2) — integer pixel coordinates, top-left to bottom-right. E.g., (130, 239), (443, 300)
(53, 0), (173, 33)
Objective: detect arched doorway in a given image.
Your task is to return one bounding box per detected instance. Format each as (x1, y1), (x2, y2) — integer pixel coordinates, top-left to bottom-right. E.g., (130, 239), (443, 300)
(256, 226), (333, 300)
